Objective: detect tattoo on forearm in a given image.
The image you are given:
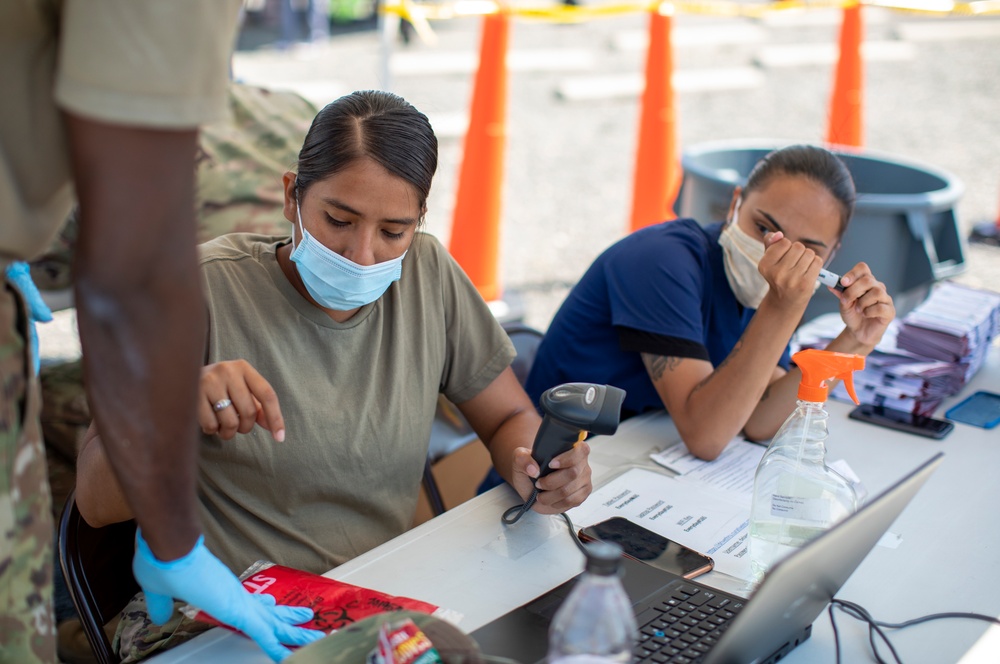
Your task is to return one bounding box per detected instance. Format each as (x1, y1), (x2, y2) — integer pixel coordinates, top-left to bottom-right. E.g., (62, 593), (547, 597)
(642, 354), (681, 382)
(691, 339), (743, 397)
(691, 374), (710, 396)
(716, 339), (742, 372)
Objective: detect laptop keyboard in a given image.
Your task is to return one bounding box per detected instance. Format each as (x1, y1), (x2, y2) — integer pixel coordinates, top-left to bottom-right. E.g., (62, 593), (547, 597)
(633, 582), (745, 664)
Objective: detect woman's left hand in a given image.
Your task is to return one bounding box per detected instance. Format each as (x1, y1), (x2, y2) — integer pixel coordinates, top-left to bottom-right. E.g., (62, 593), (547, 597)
(510, 441), (593, 514)
(837, 262), (896, 349)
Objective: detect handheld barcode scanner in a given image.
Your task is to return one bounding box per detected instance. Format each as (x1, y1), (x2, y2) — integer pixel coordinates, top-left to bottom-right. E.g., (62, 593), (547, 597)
(531, 383), (627, 478)
(502, 382), (627, 525)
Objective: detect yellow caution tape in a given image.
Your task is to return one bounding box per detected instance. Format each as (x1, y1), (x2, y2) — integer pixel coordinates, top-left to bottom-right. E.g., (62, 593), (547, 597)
(381, 0), (1000, 21)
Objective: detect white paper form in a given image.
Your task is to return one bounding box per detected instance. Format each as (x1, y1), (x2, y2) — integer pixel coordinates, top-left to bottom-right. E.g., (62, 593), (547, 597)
(651, 438), (866, 505)
(567, 467), (753, 581)
(650, 438), (766, 500)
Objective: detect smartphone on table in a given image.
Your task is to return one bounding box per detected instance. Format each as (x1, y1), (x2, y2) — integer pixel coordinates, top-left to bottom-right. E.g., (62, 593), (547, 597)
(578, 516), (714, 580)
(848, 403), (954, 440)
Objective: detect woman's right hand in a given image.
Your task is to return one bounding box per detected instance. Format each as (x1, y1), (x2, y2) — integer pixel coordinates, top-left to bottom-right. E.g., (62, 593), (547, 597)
(757, 231), (823, 313)
(199, 360), (285, 442)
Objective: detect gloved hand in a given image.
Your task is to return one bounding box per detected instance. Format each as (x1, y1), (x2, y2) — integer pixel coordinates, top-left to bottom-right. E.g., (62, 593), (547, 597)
(133, 530), (325, 661)
(5, 261), (53, 375)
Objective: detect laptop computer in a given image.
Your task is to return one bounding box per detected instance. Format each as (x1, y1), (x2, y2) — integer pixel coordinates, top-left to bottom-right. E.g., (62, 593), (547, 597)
(471, 452), (943, 664)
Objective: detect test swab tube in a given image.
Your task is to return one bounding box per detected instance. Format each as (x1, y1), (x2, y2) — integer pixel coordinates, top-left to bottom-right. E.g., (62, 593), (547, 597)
(818, 268), (845, 292)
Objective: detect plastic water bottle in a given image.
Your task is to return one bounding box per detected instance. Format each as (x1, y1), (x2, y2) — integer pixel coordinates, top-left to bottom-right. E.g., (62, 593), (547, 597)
(748, 349), (865, 583)
(548, 541), (637, 663)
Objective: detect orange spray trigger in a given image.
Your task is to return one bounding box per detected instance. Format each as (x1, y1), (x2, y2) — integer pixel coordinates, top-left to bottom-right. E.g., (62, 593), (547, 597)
(792, 349), (865, 404)
(840, 372), (862, 405)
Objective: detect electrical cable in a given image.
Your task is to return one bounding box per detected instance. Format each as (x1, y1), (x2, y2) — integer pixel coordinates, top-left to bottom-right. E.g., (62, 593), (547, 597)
(501, 488), (589, 554)
(828, 602), (843, 664)
(828, 597), (1000, 664)
(501, 488), (538, 525)
(831, 599), (901, 664)
(828, 600), (899, 664)
(866, 608), (1000, 630)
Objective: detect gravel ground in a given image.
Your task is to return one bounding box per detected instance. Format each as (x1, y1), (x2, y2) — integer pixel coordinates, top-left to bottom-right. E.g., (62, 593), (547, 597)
(38, 9), (1000, 356)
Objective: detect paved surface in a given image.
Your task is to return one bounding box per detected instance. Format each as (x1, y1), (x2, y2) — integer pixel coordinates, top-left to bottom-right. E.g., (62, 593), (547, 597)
(38, 7), (1000, 355)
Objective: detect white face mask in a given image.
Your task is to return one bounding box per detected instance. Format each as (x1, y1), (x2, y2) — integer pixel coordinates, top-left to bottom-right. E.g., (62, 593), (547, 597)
(719, 201), (770, 309)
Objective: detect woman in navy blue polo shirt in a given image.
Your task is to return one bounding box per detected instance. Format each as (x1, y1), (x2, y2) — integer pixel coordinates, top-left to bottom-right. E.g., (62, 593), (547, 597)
(524, 144), (895, 461)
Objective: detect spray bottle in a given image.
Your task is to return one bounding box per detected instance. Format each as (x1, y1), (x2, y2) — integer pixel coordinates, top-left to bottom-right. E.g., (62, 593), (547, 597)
(748, 349), (865, 583)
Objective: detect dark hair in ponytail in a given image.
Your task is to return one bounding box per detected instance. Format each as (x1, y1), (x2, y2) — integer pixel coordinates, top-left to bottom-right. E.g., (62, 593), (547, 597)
(745, 145), (856, 235)
(295, 90), (438, 213)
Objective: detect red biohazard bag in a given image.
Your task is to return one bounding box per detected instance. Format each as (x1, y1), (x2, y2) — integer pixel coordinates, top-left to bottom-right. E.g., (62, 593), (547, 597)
(184, 561), (445, 634)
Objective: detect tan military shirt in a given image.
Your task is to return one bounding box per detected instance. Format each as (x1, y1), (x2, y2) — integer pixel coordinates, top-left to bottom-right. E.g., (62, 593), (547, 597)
(196, 232), (515, 575)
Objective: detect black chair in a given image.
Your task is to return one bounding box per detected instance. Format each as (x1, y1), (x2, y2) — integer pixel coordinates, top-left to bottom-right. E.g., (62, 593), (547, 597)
(421, 322), (545, 516)
(500, 321), (546, 388)
(57, 490), (139, 664)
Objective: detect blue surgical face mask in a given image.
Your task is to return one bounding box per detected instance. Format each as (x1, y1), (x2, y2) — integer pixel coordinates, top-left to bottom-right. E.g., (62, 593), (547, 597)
(289, 201), (406, 310)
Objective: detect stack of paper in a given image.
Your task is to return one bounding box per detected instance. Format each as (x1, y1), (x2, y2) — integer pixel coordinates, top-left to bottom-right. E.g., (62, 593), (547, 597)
(896, 282), (1000, 372)
(794, 282), (1000, 416)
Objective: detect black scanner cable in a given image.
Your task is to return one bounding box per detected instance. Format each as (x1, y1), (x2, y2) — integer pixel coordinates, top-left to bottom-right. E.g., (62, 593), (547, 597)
(500, 382), (626, 555)
(502, 486), (589, 555)
(500, 488), (539, 525)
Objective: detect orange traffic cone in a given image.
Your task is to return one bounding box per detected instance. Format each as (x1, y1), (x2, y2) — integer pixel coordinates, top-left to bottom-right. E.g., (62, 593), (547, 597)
(826, 1), (864, 148)
(629, 4), (680, 232)
(449, 11), (510, 303)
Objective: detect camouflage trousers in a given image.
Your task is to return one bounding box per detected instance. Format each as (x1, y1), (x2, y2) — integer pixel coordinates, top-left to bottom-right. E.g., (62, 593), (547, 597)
(113, 593), (211, 663)
(0, 276), (56, 663)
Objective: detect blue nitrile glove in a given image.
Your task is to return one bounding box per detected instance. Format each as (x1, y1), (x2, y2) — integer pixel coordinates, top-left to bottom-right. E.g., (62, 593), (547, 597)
(5, 262), (53, 375)
(133, 530), (325, 662)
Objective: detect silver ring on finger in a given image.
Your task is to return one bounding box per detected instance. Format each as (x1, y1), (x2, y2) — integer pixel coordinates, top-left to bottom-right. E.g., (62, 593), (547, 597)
(213, 398), (233, 412)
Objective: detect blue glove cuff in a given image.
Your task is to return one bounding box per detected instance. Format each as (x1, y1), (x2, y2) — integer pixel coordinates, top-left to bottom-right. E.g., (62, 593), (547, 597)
(136, 528), (206, 572)
(5, 261), (53, 375)
(5, 262), (53, 323)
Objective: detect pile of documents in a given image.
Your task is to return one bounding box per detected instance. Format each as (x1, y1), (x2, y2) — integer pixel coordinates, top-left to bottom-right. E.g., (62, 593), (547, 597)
(896, 282), (1000, 371)
(794, 282), (1000, 416)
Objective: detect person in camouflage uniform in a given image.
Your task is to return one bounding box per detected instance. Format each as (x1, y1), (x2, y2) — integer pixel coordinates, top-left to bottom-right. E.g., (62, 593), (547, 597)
(112, 595), (212, 663)
(33, 81), (318, 663)
(1, 276), (55, 660)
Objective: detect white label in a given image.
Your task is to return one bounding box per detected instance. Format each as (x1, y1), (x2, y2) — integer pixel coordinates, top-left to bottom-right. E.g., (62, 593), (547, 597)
(244, 573), (277, 594)
(769, 494), (830, 523)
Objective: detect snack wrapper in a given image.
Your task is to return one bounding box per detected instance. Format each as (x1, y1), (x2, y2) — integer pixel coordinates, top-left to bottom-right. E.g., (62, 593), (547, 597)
(182, 561), (449, 634)
(367, 618), (443, 664)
